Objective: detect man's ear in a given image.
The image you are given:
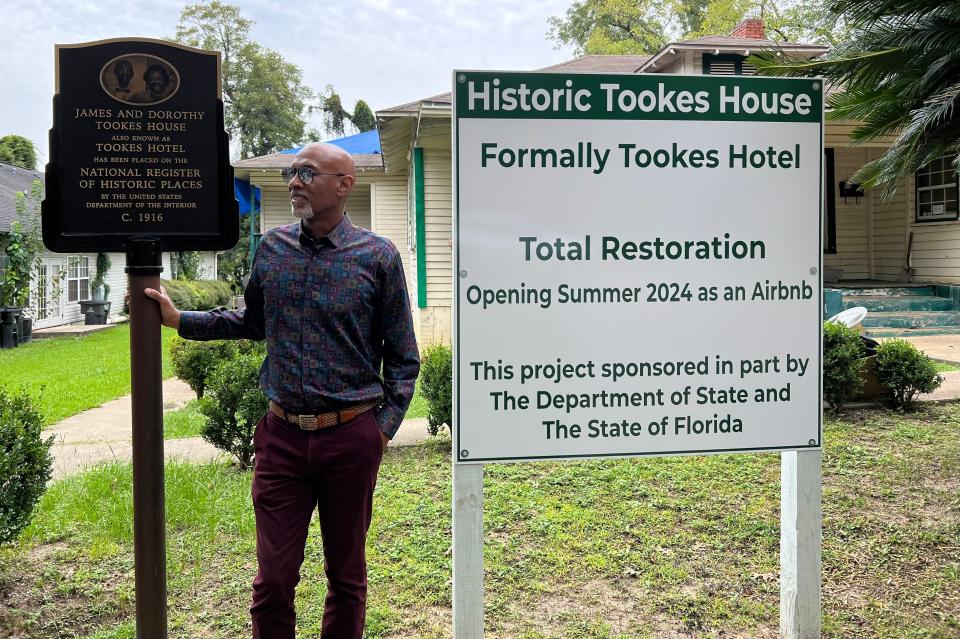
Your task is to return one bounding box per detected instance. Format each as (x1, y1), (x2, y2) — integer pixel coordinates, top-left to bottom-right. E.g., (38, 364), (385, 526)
(338, 174), (356, 197)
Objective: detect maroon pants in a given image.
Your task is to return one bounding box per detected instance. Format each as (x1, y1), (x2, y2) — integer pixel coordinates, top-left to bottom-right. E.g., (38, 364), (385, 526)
(250, 409), (385, 639)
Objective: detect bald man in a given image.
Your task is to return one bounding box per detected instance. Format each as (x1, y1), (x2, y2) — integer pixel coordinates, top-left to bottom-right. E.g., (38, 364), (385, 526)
(146, 143), (420, 639)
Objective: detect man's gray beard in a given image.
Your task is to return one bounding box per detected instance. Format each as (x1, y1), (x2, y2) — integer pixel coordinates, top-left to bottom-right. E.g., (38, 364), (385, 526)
(291, 204), (314, 220)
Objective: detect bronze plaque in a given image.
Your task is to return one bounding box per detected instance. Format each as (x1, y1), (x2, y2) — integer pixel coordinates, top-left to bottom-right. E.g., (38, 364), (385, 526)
(42, 38), (238, 252)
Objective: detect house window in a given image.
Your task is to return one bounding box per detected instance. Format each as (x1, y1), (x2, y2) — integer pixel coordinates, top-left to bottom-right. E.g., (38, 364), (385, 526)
(703, 53), (756, 76)
(34, 264), (49, 320)
(916, 158), (959, 222)
(67, 256), (90, 302)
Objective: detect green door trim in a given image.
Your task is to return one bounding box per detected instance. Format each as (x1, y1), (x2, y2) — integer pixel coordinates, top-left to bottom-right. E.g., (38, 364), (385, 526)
(414, 147), (428, 308)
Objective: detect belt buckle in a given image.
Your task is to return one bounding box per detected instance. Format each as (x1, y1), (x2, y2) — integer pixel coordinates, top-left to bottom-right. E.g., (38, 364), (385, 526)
(298, 414), (319, 431)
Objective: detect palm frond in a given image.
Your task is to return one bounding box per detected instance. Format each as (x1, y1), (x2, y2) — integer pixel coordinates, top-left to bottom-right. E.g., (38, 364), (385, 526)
(749, 48), (902, 77)
(755, 0), (960, 194)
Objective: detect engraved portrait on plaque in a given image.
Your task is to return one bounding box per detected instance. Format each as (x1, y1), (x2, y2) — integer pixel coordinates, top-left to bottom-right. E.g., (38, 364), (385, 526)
(100, 54), (180, 106)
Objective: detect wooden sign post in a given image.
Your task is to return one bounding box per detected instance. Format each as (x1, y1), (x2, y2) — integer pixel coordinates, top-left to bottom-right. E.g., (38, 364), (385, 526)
(42, 39), (238, 638)
(451, 70), (824, 638)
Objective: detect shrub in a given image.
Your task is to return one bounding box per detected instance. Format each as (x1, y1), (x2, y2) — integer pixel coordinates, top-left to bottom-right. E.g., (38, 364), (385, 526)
(236, 339), (266, 357)
(184, 281), (210, 309)
(420, 343), (452, 436)
(169, 336), (238, 399)
(198, 351), (268, 469)
(823, 321), (866, 411)
(161, 279), (197, 310)
(874, 339), (944, 409)
(160, 279), (233, 311)
(0, 388), (53, 544)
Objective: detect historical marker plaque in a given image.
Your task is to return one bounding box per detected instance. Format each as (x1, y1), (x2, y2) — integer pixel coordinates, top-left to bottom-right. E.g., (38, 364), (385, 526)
(43, 38), (238, 252)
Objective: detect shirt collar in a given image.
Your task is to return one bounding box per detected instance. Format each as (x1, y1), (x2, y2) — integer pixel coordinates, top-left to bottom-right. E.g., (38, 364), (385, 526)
(298, 213), (352, 249)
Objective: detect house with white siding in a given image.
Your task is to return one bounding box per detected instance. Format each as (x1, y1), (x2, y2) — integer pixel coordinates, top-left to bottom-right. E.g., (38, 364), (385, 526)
(236, 18), (960, 344)
(0, 162), (218, 331)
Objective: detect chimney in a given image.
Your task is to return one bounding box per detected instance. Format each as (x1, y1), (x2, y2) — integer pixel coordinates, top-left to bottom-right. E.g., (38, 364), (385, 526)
(731, 18), (765, 39)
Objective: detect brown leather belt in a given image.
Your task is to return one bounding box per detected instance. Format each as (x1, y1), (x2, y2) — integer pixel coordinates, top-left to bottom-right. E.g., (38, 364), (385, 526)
(269, 400), (379, 431)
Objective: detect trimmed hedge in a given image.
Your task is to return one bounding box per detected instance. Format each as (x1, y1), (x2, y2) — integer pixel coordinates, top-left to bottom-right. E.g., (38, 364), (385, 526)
(420, 343), (452, 436)
(199, 351), (269, 469)
(874, 339), (944, 409)
(0, 388), (53, 544)
(169, 336), (265, 399)
(823, 321), (866, 411)
(160, 279), (232, 311)
(170, 337), (236, 399)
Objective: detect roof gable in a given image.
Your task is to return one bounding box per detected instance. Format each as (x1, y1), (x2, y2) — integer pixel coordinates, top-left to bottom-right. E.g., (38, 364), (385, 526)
(0, 163), (44, 233)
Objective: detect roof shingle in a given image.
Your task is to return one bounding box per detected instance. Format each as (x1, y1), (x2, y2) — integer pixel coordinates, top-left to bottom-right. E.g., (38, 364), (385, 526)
(0, 163), (44, 233)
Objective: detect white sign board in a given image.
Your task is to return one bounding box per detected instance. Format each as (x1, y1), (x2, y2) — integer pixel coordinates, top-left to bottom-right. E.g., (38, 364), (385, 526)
(453, 71), (823, 464)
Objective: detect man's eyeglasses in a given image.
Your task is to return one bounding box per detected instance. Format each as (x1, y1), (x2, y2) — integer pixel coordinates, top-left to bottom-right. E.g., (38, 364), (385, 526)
(280, 167), (346, 184)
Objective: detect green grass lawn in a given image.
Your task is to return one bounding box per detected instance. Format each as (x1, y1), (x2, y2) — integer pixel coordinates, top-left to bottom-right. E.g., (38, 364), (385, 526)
(406, 377), (428, 419)
(163, 400), (206, 439)
(934, 360), (960, 373)
(0, 325), (177, 426)
(2, 405), (958, 638)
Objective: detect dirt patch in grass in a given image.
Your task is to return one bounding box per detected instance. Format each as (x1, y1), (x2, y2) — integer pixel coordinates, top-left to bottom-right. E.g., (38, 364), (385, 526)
(0, 541), (131, 639)
(527, 579), (647, 635)
(496, 577), (779, 639)
(382, 605), (450, 638)
(923, 473), (960, 496)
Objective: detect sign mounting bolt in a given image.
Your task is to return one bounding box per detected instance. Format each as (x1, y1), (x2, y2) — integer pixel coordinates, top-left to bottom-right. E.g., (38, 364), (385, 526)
(458, 74), (467, 84)
(809, 267), (818, 275)
(459, 270), (468, 278)
(460, 449), (469, 458)
(812, 82), (820, 91)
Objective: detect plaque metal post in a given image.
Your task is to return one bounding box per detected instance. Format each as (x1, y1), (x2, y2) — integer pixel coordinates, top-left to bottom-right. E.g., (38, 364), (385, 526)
(125, 237), (168, 639)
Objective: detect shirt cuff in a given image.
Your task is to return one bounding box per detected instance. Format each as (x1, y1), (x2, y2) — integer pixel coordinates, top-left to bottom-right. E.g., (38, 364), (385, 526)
(374, 403), (404, 439)
(177, 311), (206, 339)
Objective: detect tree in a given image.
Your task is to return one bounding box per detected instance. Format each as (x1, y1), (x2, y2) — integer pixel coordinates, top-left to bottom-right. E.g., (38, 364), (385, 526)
(233, 47), (311, 157)
(217, 214), (251, 294)
(752, 0), (960, 196)
(547, 0), (846, 55)
(175, 2), (311, 158)
(0, 136), (37, 170)
(693, 0), (847, 45)
(312, 91), (378, 138)
(317, 87), (351, 138)
(175, 251), (204, 281)
(0, 180), (44, 309)
(352, 100), (377, 133)
(547, 0), (680, 55)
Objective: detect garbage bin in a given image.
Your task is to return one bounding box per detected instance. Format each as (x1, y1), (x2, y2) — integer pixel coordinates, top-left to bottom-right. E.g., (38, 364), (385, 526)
(0, 307), (21, 349)
(20, 316), (32, 344)
(79, 300), (111, 325)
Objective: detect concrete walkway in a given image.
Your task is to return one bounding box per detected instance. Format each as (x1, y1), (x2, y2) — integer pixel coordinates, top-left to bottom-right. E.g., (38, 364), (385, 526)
(898, 334), (960, 364)
(47, 378), (431, 479)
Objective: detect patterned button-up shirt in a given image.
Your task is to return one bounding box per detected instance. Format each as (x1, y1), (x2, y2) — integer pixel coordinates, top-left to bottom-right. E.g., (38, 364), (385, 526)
(179, 216), (420, 438)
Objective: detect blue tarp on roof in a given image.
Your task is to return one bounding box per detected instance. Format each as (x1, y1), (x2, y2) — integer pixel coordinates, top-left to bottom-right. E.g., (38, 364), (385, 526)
(234, 131), (379, 215)
(279, 130), (381, 155)
(234, 179), (260, 216)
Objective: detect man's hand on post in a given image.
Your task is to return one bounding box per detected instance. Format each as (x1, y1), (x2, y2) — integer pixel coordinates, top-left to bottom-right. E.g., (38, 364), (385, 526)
(144, 286), (181, 330)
